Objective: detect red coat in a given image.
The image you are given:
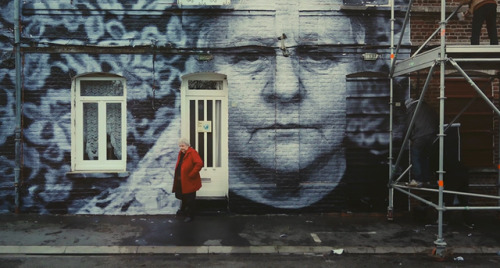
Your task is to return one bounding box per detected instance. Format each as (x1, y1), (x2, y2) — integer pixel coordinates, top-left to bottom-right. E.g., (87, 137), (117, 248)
(172, 147), (203, 194)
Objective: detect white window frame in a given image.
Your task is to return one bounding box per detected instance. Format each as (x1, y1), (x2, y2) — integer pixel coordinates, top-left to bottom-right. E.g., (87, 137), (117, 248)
(70, 74), (127, 172)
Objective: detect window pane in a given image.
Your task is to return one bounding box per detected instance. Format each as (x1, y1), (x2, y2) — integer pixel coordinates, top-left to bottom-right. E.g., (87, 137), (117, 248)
(215, 100), (221, 167)
(207, 100), (213, 167)
(188, 80), (223, 90)
(198, 131), (204, 164)
(198, 100), (204, 161)
(106, 103), (122, 160)
(81, 80), (123, 96)
(83, 103), (98, 160)
(190, 100), (196, 147)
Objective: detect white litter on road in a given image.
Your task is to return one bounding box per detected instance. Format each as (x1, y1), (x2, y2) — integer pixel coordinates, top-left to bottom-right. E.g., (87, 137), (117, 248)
(310, 233), (322, 243)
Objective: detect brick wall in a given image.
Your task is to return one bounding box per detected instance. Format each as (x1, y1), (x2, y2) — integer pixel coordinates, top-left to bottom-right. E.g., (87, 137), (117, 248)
(411, 0), (499, 45)
(0, 0), (414, 214)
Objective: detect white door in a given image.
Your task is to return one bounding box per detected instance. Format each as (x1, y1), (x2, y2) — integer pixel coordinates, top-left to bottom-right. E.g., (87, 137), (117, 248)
(181, 73), (228, 198)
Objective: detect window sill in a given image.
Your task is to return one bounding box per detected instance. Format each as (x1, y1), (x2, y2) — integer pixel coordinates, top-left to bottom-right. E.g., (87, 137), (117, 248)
(66, 171), (130, 179)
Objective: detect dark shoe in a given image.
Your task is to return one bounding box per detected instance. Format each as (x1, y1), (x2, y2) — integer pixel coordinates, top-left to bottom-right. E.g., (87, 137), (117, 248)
(176, 210), (185, 216)
(184, 217), (193, 223)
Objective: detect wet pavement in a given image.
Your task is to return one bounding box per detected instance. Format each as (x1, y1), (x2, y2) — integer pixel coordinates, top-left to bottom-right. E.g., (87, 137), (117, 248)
(0, 211), (500, 255)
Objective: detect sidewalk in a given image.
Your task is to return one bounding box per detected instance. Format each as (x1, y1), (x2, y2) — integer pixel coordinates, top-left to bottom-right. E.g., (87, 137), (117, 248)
(1, 211), (499, 255)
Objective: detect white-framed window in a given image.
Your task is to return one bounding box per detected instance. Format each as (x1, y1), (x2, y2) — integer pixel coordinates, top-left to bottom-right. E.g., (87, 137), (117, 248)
(71, 74), (127, 172)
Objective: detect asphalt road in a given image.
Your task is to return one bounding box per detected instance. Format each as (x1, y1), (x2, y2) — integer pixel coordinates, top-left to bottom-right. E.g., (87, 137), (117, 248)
(1, 253), (500, 268)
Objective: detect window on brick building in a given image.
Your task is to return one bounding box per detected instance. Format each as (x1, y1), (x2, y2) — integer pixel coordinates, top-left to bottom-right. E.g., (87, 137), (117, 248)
(445, 78), (494, 168)
(71, 74), (127, 172)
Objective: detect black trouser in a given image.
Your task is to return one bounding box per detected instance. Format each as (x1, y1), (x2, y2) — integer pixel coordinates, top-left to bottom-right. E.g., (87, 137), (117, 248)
(180, 192), (196, 218)
(471, 3), (498, 45)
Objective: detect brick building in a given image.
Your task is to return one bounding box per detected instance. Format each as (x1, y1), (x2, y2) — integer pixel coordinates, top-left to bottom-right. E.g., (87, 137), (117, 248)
(0, 0), (497, 215)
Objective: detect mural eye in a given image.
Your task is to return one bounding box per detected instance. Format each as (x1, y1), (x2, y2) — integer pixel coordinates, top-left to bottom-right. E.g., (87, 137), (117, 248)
(229, 53), (268, 73)
(304, 52), (324, 62)
(230, 53), (264, 64)
(300, 52), (339, 73)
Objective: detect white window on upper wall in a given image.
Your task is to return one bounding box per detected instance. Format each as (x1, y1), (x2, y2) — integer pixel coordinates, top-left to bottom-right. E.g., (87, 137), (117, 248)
(71, 74), (127, 172)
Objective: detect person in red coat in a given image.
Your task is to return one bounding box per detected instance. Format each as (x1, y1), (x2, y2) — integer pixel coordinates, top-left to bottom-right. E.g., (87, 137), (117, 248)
(172, 138), (203, 222)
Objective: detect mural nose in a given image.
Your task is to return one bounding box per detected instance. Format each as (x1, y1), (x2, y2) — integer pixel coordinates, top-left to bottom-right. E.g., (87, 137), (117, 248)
(264, 55), (302, 104)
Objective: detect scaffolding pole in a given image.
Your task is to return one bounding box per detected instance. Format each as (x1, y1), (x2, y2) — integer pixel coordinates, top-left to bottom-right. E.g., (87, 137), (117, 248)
(434, 0), (447, 254)
(387, 0), (396, 221)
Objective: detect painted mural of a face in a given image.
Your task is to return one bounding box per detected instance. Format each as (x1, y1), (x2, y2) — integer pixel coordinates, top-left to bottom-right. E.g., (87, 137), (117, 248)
(187, 1), (366, 209)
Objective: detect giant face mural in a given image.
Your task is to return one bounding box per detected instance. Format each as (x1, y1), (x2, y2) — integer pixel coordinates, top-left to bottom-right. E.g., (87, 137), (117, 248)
(181, 1), (408, 210)
(0, 0), (409, 214)
(182, 6), (357, 208)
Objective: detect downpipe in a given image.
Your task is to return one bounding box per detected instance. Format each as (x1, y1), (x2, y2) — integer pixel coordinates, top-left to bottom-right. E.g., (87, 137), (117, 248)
(14, 0), (23, 213)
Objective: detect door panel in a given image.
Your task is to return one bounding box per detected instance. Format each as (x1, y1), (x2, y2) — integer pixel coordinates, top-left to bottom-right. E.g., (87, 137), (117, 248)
(181, 73), (228, 198)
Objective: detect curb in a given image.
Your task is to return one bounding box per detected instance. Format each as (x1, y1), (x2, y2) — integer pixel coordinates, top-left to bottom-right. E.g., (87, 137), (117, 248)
(1, 245), (499, 255)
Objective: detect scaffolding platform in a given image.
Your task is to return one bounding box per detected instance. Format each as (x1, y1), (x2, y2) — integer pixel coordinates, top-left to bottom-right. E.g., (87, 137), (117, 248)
(393, 45), (500, 77)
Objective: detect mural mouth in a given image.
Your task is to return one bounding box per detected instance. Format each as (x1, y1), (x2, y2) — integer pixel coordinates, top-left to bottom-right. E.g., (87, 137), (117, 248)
(250, 124), (321, 141)
(251, 123), (318, 134)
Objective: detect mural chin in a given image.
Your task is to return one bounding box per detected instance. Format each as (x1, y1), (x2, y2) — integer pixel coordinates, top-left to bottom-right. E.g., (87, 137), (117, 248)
(239, 127), (344, 173)
(230, 148), (346, 209)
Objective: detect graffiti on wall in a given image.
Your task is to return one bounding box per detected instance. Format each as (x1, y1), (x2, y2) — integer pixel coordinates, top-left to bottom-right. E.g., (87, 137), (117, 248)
(0, 0), (409, 214)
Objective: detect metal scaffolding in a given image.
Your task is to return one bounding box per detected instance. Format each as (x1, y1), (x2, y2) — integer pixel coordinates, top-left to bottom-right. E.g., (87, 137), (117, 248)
(387, 0), (500, 257)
